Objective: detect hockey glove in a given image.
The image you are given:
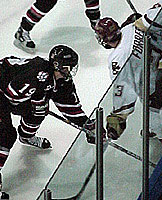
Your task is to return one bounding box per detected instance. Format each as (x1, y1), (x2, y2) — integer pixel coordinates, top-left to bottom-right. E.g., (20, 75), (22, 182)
(106, 114), (126, 140)
(84, 119), (106, 144)
(121, 13), (142, 29)
(31, 99), (49, 117)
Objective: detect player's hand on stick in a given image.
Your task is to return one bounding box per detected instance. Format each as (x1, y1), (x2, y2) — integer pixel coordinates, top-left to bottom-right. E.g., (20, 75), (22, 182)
(84, 119), (106, 144)
(106, 114), (127, 140)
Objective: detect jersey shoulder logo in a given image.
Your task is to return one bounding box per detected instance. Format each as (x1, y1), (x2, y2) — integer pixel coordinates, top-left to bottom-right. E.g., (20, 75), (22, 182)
(37, 71), (49, 82)
(112, 61), (120, 75)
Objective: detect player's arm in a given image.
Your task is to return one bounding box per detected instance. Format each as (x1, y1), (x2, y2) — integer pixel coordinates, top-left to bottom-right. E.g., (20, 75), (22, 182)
(51, 79), (88, 127)
(121, 13), (142, 29)
(135, 2), (162, 32)
(51, 79), (106, 144)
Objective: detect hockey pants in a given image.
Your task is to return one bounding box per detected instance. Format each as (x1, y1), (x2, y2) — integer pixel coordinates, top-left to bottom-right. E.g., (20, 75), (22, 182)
(0, 93), (45, 170)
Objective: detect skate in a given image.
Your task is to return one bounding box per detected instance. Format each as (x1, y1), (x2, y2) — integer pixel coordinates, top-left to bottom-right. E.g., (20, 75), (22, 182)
(13, 27), (36, 54)
(0, 173), (9, 200)
(0, 192), (9, 200)
(19, 135), (52, 149)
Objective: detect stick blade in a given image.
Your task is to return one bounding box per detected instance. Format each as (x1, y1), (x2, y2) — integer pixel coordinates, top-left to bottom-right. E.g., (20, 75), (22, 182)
(52, 194), (79, 200)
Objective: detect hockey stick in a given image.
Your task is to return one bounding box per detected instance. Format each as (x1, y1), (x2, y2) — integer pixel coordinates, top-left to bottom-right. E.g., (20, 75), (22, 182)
(51, 162), (96, 200)
(125, 0), (137, 13)
(52, 141), (109, 200)
(48, 111), (84, 132)
(47, 111), (156, 199)
(48, 111), (156, 168)
(109, 141), (156, 168)
(48, 110), (108, 200)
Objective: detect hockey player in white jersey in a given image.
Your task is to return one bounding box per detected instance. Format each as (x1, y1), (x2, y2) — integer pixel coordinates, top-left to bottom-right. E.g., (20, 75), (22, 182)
(94, 1), (162, 141)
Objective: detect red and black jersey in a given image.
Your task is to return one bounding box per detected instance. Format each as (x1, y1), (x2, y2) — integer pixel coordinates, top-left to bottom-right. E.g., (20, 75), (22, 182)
(50, 78), (88, 126)
(0, 56), (54, 104)
(0, 56), (88, 127)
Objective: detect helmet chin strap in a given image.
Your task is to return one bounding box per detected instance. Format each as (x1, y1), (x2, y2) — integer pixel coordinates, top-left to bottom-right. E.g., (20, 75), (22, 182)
(61, 71), (72, 81)
(54, 68), (72, 81)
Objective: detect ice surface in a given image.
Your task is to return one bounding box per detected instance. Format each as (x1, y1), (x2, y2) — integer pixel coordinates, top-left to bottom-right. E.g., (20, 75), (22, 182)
(0, 0), (161, 199)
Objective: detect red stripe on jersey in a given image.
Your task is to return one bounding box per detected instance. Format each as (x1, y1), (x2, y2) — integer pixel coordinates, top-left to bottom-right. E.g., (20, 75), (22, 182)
(4, 59), (12, 66)
(6, 87), (14, 97)
(57, 105), (84, 115)
(21, 120), (38, 134)
(5, 86), (30, 103)
(27, 12), (39, 23)
(31, 7), (44, 18)
(0, 153), (8, 168)
(0, 153), (8, 158)
(86, 3), (99, 8)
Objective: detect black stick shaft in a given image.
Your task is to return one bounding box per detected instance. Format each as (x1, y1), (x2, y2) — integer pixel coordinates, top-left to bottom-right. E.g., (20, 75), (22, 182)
(48, 111), (156, 168)
(125, 0), (137, 13)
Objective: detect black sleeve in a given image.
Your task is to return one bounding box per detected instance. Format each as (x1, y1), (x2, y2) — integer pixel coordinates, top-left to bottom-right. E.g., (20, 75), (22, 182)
(50, 78), (89, 127)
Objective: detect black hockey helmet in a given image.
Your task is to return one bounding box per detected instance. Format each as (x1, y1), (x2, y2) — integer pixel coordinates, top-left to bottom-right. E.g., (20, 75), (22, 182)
(49, 45), (79, 80)
(94, 17), (121, 49)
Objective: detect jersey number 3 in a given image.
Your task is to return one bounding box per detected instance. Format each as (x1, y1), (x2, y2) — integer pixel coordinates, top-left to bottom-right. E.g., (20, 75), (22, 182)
(115, 85), (124, 96)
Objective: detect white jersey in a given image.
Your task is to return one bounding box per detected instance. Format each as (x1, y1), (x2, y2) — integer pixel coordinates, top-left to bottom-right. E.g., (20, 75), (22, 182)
(107, 1), (162, 137)
(108, 24), (158, 114)
(142, 1), (162, 32)
(142, 1), (162, 51)
(108, 24), (144, 82)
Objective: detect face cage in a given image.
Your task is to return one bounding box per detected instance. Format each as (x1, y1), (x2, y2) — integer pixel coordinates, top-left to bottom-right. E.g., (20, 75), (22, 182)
(55, 64), (79, 81)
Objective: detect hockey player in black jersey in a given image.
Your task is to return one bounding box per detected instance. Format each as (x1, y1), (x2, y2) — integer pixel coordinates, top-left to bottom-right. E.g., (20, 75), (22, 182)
(0, 45), (105, 199)
(13, 0), (101, 53)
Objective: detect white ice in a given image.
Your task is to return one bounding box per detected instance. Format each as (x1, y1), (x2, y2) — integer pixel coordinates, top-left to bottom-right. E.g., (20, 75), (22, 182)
(0, 0), (161, 199)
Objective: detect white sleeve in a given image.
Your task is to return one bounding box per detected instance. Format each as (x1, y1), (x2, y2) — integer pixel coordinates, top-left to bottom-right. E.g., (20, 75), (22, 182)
(142, 2), (162, 31)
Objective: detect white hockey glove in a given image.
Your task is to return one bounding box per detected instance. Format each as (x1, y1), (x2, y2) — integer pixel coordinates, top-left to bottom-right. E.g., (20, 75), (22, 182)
(31, 99), (49, 117)
(84, 119), (106, 144)
(106, 114), (127, 140)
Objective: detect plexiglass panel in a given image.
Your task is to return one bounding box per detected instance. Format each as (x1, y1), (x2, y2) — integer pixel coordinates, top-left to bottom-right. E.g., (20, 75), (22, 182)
(37, 8), (162, 199)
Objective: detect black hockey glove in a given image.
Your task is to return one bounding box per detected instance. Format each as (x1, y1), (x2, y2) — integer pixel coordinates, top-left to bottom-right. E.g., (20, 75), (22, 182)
(84, 119), (106, 144)
(106, 114), (126, 140)
(31, 99), (49, 117)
